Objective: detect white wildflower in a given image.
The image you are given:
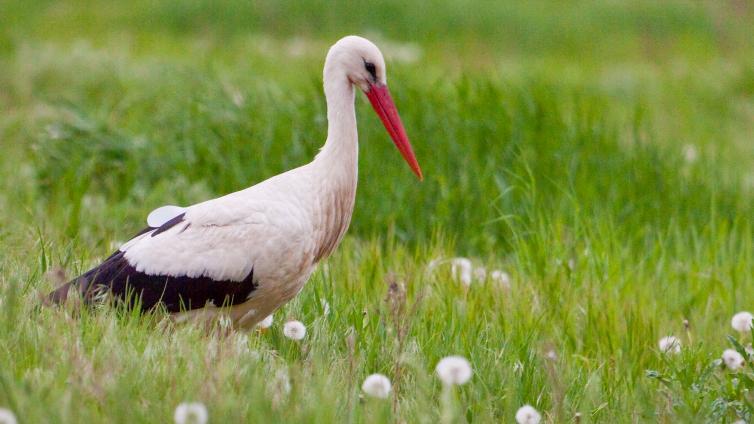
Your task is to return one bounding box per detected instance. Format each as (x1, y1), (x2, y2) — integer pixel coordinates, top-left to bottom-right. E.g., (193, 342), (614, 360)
(723, 349), (745, 371)
(731, 311), (753, 333)
(435, 355), (472, 386)
(658, 336), (681, 354)
(283, 320), (306, 340)
(515, 405), (541, 424)
(257, 314), (273, 329)
(450, 258), (473, 287)
(0, 408), (17, 424)
(173, 402), (208, 424)
(361, 373), (392, 399)
(490, 270), (511, 288)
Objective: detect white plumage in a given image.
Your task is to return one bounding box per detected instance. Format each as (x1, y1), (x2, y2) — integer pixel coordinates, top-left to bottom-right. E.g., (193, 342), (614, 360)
(146, 205), (186, 227)
(49, 36), (422, 328)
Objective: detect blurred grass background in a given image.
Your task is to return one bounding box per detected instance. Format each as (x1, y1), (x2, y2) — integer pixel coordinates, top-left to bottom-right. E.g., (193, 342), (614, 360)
(1, 0), (754, 422)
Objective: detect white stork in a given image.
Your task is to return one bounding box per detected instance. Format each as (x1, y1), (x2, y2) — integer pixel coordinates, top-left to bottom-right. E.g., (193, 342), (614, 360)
(49, 36), (422, 328)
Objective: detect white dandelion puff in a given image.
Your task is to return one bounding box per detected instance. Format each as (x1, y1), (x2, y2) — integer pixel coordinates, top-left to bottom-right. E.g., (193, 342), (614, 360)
(722, 349), (746, 371)
(283, 320), (306, 340)
(0, 408), (17, 424)
(173, 402), (208, 424)
(490, 270), (511, 288)
(515, 405), (542, 424)
(658, 336), (681, 354)
(450, 258), (473, 287)
(257, 314), (274, 329)
(731, 311), (753, 333)
(435, 355), (472, 386)
(361, 373), (392, 399)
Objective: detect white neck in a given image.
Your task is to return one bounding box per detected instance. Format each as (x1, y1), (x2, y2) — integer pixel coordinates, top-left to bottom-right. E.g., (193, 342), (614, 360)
(314, 69), (358, 175)
(308, 67), (359, 262)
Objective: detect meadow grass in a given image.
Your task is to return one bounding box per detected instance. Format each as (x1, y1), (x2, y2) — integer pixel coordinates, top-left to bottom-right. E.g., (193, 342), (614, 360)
(1, 0), (754, 422)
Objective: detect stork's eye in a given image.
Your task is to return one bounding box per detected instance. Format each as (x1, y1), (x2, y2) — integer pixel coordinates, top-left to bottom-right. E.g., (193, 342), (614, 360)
(364, 61), (377, 81)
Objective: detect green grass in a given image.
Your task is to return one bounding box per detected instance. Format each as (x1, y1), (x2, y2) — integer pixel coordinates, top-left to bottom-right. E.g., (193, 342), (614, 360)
(2, 0), (754, 422)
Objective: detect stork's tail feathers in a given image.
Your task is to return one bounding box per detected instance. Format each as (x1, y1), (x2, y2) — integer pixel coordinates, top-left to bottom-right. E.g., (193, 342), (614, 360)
(47, 281), (75, 305)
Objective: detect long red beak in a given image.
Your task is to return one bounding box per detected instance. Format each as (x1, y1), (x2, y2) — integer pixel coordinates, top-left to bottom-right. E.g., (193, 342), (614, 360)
(365, 83), (423, 180)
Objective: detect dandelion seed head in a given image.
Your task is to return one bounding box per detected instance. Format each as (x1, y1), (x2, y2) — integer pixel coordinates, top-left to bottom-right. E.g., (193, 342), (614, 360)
(435, 355), (472, 386)
(545, 350), (558, 361)
(283, 320), (306, 340)
(0, 408), (17, 424)
(450, 258), (473, 287)
(723, 349), (745, 371)
(658, 336), (681, 354)
(731, 311), (753, 333)
(361, 373), (392, 399)
(515, 405), (542, 424)
(257, 314), (274, 329)
(173, 402), (208, 424)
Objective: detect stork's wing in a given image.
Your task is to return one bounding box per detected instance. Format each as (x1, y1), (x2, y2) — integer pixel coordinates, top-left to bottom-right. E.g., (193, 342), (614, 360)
(49, 166), (319, 312)
(58, 193), (311, 312)
(64, 209), (260, 312)
(146, 205), (187, 227)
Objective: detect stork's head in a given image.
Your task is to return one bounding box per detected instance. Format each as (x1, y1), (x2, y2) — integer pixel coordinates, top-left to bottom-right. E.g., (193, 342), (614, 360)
(325, 36), (423, 180)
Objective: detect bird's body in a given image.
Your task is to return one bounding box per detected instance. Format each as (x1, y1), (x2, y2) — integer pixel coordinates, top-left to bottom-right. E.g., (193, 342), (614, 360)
(49, 36), (421, 328)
